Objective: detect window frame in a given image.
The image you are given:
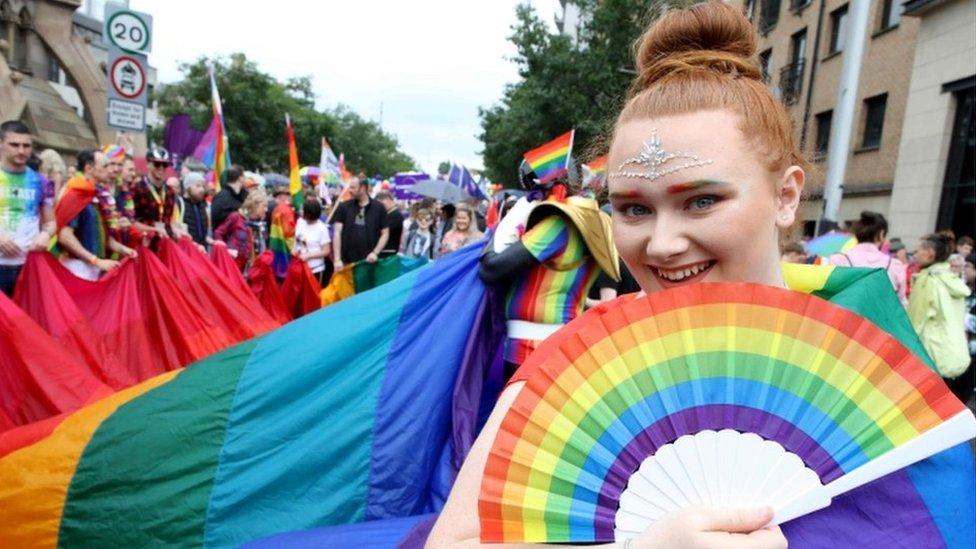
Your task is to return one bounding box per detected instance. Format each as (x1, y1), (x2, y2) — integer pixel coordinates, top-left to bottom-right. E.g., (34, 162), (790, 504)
(879, 0), (903, 31)
(860, 93), (888, 150)
(814, 110), (833, 160)
(829, 4), (849, 55)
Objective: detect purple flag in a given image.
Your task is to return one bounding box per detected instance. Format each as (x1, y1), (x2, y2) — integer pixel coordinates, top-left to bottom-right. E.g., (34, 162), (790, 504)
(164, 114), (207, 162)
(392, 172), (429, 200)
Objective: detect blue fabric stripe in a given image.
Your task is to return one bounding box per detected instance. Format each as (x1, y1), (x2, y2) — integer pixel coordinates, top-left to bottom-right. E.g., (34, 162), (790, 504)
(202, 268), (420, 547)
(365, 242), (489, 519)
(904, 443), (976, 548)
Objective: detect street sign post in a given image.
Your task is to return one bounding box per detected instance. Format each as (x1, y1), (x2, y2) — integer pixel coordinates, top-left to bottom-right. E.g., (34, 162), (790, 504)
(103, 4), (153, 132)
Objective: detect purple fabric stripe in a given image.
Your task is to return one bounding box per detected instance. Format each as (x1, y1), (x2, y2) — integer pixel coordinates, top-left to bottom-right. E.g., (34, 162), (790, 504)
(592, 405), (842, 539)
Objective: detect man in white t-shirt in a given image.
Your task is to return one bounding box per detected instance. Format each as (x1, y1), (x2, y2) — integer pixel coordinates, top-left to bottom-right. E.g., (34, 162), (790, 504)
(293, 197), (332, 284)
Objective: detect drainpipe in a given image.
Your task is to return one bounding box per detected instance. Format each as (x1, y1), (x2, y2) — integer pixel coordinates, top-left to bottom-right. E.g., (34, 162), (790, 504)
(821, 0), (871, 233)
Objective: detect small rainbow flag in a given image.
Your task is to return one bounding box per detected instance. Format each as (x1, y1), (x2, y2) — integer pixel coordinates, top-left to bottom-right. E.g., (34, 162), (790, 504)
(199, 65), (231, 192)
(285, 113), (302, 209)
(523, 130), (575, 184)
(583, 155), (607, 188)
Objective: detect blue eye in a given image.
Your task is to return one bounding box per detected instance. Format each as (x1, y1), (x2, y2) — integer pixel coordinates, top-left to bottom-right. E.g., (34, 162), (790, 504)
(620, 204), (651, 217)
(688, 196), (718, 210)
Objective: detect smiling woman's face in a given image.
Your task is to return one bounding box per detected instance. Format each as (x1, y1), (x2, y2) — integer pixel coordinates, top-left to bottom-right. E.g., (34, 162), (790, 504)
(608, 110), (804, 293)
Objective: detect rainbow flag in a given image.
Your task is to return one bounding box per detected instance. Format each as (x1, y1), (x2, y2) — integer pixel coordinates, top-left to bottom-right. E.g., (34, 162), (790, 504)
(0, 241), (504, 547)
(269, 203), (295, 279)
(320, 255), (429, 308)
(286, 113), (302, 209)
(805, 230), (857, 258)
(198, 65), (231, 192)
(583, 155), (607, 188)
(523, 130), (575, 184)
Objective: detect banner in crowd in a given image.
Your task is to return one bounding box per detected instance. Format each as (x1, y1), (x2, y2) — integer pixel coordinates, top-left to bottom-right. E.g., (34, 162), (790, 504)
(0, 242), (505, 547)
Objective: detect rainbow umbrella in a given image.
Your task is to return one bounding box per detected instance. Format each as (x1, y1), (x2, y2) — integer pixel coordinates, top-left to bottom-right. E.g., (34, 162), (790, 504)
(805, 231), (857, 258)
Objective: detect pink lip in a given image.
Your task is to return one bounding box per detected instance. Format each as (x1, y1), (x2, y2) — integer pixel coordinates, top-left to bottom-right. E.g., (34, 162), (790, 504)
(648, 261), (716, 289)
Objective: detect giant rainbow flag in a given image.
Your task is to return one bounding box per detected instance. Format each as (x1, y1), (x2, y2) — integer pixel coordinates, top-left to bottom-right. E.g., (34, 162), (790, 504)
(0, 241), (506, 547)
(523, 130), (575, 184)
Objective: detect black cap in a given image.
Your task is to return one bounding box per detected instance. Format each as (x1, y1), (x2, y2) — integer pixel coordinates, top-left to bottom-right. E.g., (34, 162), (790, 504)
(146, 147), (172, 164)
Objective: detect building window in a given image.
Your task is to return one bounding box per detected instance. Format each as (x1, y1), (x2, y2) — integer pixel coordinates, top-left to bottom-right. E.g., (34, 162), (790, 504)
(861, 94), (887, 149)
(46, 55), (60, 83)
(779, 29), (806, 105)
(880, 0), (903, 30)
(744, 0), (757, 21)
(759, 48), (772, 84)
(790, 0), (811, 13)
(759, 0), (781, 35)
(829, 5), (849, 54)
(815, 110), (833, 160)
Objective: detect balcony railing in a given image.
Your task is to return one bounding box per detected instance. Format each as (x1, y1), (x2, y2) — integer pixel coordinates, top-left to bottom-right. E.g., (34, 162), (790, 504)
(779, 59), (805, 106)
(790, 0), (812, 13)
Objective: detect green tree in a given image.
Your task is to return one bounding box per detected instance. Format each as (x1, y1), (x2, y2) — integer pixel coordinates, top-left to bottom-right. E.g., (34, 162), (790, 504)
(479, 1), (689, 185)
(437, 161), (451, 175)
(153, 53), (416, 176)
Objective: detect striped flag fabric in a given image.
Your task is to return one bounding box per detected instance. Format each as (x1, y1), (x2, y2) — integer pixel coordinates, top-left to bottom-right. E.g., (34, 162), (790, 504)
(447, 163), (487, 200)
(0, 241), (500, 547)
(523, 130), (575, 184)
(285, 114), (302, 209)
(583, 155), (607, 188)
(197, 65), (231, 191)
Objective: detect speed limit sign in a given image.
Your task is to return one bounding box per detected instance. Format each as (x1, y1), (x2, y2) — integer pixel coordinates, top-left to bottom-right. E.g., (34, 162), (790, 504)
(103, 4), (152, 53)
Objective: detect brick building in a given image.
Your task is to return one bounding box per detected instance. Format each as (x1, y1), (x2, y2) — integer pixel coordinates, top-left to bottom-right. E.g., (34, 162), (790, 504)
(734, 0), (918, 237)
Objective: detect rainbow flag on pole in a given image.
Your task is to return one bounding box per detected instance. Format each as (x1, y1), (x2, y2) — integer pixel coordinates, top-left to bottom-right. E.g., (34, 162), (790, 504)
(523, 130), (575, 184)
(583, 155), (607, 189)
(198, 65), (231, 192)
(286, 113), (302, 209)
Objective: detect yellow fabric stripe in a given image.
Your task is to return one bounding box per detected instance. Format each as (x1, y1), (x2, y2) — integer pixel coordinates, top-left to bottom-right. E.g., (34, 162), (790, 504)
(782, 262), (835, 294)
(0, 371), (178, 548)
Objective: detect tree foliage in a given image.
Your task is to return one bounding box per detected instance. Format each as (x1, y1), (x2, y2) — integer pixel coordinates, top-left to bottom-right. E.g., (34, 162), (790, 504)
(153, 53), (416, 176)
(479, 0), (691, 185)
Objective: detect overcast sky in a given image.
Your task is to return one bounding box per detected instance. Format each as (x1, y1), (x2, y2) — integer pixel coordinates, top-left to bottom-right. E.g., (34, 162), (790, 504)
(124, 0), (563, 174)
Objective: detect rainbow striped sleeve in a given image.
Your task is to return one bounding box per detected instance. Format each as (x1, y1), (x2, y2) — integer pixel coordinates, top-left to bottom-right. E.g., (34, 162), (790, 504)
(522, 216), (570, 263)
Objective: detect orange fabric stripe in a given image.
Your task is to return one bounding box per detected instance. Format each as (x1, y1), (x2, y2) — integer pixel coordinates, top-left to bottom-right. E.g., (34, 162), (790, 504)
(0, 371), (178, 548)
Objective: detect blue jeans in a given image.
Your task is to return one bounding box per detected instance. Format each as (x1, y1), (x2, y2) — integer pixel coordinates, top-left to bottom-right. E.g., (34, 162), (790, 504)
(0, 263), (22, 296)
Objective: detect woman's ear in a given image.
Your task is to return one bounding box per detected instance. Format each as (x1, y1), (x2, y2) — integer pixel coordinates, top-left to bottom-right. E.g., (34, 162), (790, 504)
(775, 165), (805, 230)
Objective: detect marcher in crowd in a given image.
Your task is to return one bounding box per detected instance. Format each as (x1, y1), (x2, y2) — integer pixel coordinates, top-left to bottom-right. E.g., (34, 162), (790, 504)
(211, 165), (248, 231)
(0, 120), (54, 295)
(829, 211), (907, 305)
(132, 148), (178, 246)
(293, 197), (332, 286)
(375, 191), (403, 257)
(182, 172), (210, 247)
(332, 177), (388, 271)
(780, 241), (807, 264)
(908, 232), (972, 401)
(439, 202), (483, 255)
(399, 207), (436, 260)
(37, 148), (66, 200)
(213, 187), (268, 272)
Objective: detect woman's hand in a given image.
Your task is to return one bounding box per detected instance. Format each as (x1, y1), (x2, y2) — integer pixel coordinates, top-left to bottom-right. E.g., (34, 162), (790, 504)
(633, 506), (786, 549)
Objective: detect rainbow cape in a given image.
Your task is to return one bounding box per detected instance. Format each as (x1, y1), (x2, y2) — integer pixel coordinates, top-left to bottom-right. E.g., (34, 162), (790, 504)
(244, 264), (975, 547)
(0, 241), (505, 547)
(524, 130), (575, 184)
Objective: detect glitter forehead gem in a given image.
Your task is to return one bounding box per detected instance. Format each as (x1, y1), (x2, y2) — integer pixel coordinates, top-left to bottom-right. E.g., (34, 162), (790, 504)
(610, 129), (713, 182)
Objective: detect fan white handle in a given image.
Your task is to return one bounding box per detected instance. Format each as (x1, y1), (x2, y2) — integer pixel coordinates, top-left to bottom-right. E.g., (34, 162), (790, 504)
(772, 410), (976, 525)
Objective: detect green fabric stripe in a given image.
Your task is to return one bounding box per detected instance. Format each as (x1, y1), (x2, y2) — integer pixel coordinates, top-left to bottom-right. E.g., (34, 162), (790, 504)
(59, 338), (261, 548)
(353, 256), (401, 293)
(816, 268), (936, 370)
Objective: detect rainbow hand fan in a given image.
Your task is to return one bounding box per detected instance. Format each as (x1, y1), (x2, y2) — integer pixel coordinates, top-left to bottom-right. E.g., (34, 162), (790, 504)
(479, 283), (976, 543)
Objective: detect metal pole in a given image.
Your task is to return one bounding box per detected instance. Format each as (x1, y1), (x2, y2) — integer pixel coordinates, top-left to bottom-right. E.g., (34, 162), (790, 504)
(821, 0), (871, 233)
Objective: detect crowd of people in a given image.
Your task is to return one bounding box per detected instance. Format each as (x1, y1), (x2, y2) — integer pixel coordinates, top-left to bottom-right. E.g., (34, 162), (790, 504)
(780, 212), (975, 404)
(0, 118), (491, 300)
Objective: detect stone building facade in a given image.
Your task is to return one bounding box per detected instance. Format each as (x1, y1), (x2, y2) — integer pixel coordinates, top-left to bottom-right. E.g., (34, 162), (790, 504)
(887, 0), (975, 245)
(0, 0), (153, 159)
(733, 0), (919, 237)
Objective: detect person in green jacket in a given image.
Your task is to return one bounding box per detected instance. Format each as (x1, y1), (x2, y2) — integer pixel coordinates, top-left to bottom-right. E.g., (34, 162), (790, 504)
(908, 232), (972, 397)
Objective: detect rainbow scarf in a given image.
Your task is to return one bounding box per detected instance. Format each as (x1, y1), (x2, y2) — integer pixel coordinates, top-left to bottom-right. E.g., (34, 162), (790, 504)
(0, 242), (502, 547)
(523, 130), (575, 184)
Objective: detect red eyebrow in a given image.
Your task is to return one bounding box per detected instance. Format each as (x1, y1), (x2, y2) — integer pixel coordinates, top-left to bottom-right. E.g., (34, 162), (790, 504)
(608, 191), (641, 199)
(666, 179), (726, 195)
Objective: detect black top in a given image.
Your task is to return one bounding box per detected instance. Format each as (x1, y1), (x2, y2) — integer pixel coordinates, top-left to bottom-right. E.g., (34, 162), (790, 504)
(383, 208), (404, 255)
(183, 199), (210, 246)
(211, 185), (248, 232)
(587, 260), (640, 300)
(333, 197), (388, 263)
